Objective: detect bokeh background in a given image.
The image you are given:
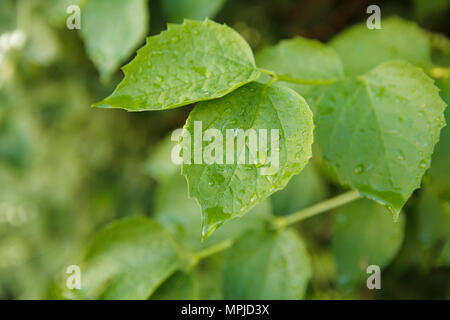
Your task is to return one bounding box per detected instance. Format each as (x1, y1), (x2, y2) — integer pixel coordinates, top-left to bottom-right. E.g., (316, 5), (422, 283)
(0, 0), (449, 299)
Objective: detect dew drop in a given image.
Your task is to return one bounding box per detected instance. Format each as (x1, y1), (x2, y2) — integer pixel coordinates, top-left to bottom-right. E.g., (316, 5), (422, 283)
(354, 164), (364, 174)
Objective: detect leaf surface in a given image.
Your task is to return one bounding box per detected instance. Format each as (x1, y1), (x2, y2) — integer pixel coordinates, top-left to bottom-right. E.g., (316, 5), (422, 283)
(270, 163), (328, 216)
(78, 217), (184, 299)
(94, 19), (260, 111)
(81, 0), (149, 79)
(330, 17), (431, 76)
(162, 0), (225, 23)
(150, 271), (198, 300)
(154, 174), (273, 249)
(438, 238), (450, 266)
(256, 37), (344, 109)
(316, 61), (447, 215)
(223, 230), (311, 299)
(428, 78), (450, 196)
(332, 199), (405, 289)
(181, 82), (314, 238)
(416, 186), (450, 248)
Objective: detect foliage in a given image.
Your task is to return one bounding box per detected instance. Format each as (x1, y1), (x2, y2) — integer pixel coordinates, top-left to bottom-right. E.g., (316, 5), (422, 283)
(0, 0), (449, 300)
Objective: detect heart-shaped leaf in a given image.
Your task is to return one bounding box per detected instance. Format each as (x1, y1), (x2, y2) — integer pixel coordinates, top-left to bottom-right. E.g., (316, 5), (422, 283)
(316, 61), (447, 216)
(94, 19), (260, 111)
(181, 82), (314, 239)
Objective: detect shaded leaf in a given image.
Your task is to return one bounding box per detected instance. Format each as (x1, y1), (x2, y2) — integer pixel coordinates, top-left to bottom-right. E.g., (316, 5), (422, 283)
(81, 0), (149, 79)
(330, 17), (431, 76)
(316, 61), (447, 216)
(428, 78), (450, 196)
(154, 173), (273, 250)
(416, 186), (450, 248)
(256, 37), (344, 110)
(223, 229), (311, 299)
(144, 134), (180, 182)
(78, 217), (184, 299)
(0, 0), (16, 33)
(151, 271), (198, 300)
(162, 0), (225, 23)
(437, 238), (450, 266)
(271, 163), (328, 216)
(332, 199), (405, 289)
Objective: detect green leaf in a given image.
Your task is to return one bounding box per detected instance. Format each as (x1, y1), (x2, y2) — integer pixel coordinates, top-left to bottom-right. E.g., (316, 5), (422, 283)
(437, 238), (450, 267)
(162, 0), (225, 23)
(144, 134), (181, 182)
(205, 200), (273, 246)
(23, 16), (61, 66)
(153, 173), (203, 249)
(80, 0), (149, 79)
(154, 173), (273, 250)
(271, 163), (328, 216)
(413, 0), (450, 26)
(332, 199), (405, 289)
(428, 78), (450, 196)
(330, 17), (431, 76)
(78, 217), (184, 299)
(223, 229), (311, 299)
(181, 82), (314, 239)
(416, 186), (450, 248)
(193, 254), (225, 299)
(256, 37), (344, 109)
(0, 0), (16, 33)
(94, 19), (260, 111)
(316, 61), (447, 215)
(38, 0), (81, 26)
(150, 271), (198, 300)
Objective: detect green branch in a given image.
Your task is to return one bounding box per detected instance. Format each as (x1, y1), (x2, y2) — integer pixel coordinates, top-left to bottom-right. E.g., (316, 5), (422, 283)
(187, 190), (363, 265)
(186, 239), (234, 269)
(272, 190), (362, 229)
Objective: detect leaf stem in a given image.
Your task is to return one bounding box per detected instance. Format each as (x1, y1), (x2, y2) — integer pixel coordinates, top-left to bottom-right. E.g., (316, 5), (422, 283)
(256, 67), (338, 86)
(272, 190), (362, 229)
(192, 238), (234, 262)
(428, 66), (450, 79)
(188, 191), (362, 264)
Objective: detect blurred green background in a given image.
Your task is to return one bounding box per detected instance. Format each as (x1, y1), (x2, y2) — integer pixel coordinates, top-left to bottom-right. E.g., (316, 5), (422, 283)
(0, 0), (449, 299)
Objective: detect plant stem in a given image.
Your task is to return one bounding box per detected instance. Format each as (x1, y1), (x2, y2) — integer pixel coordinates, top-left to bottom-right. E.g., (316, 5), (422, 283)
(257, 67), (338, 86)
(193, 238), (234, 262)
(272, 190), (362, 229)
(428, 66), (450, 79)
(188, 191), (362, 265)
